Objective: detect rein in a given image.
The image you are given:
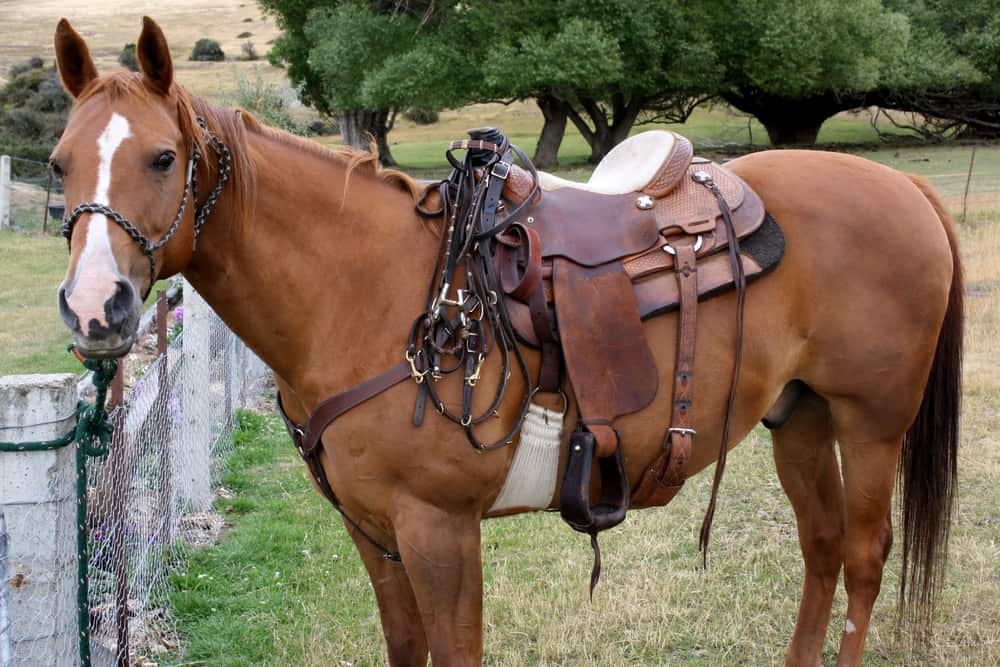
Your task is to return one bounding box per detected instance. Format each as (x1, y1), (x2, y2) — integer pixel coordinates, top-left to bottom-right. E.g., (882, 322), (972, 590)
(406, 129), (541, 450)
(61, 117), (232, 298)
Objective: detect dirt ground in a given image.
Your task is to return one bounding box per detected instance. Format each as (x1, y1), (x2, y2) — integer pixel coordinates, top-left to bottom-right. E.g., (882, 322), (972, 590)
(0, 0), (286, 99)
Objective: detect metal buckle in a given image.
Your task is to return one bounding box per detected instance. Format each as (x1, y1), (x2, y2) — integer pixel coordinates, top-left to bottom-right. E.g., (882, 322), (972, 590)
(491, 160), (512, 180)
(668, 427), (697, 437)
(405, 350), (428, 384)
(661, 234), (704, 255)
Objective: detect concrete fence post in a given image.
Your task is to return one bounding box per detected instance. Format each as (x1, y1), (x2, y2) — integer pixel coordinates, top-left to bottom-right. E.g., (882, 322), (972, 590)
(0, 155), (11, 228)
(180, 281), (214, 511)
(0, 374), (79, 665)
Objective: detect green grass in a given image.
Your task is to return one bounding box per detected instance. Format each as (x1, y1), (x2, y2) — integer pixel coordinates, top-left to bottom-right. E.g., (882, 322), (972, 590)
(0, 230), (79, 374)
(166, 411), (384, 666)
(166, 408), (998, 666)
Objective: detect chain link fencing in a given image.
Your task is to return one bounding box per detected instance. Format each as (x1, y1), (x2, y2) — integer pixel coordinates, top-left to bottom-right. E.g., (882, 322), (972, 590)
(0, 285), (272, 666)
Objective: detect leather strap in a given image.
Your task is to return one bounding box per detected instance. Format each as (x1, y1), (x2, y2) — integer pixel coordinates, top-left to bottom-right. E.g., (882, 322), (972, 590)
(631, 242), (698, 507)
(276, 362), (413, 562)
(290, 362), (412, 456)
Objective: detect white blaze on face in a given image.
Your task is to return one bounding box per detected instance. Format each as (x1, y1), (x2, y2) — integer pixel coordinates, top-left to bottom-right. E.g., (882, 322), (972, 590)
(68, 112), (132, 333)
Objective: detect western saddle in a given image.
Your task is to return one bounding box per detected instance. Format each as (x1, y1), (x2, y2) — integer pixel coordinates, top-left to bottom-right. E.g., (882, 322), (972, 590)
(493, 130), (775, 533)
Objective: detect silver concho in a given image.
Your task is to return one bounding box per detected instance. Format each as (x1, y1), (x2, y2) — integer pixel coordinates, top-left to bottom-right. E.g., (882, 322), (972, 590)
(635, 194), (655, 210)
(691, 170), (713, 184)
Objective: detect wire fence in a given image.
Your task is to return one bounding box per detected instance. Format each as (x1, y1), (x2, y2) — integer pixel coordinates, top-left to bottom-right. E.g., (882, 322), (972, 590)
(2, 155), (62, 235)
(0, 285), (272, 666)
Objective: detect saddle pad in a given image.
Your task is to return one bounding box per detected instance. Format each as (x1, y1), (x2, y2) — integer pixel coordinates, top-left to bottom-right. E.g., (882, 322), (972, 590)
(553, 259), (659, 457)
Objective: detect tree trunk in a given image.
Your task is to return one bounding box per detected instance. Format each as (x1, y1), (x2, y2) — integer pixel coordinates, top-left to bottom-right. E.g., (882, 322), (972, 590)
(566, 94), (644, 163)
(723, 90), (866, 146)
(338, 109), (398, 166)
(533, 94), (568, 169)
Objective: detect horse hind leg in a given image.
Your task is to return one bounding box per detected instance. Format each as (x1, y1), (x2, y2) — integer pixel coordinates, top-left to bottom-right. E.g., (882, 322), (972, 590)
(833, 426), (900, 667)
(771, 389), (844, 666)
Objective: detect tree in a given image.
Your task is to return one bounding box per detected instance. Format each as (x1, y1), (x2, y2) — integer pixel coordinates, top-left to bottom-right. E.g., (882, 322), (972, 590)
(873, 0), (998, 138)
(700, 0), (910, 145)
(260, 0), (436, 164)
(480, 1), (717, 165)
(364, 1), (718, 167)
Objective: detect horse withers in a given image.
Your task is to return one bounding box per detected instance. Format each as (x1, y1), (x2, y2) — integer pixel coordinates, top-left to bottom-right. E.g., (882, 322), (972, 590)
(50, 17), (961, 666)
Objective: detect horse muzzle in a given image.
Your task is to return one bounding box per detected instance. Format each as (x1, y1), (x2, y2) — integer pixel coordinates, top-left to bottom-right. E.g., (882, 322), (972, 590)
(58, 279), (140, 359)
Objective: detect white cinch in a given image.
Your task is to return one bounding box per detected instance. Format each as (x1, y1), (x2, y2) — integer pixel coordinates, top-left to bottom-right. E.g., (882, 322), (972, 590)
(489, 402), (564, 512)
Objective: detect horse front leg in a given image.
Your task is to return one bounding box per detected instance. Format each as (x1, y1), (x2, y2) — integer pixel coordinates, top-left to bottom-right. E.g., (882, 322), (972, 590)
(348, 524), (429, 666)
(393, 498), (485, 666)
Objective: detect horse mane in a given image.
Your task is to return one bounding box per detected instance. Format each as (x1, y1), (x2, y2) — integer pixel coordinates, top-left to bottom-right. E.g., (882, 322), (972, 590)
(75, 70), (423, 226)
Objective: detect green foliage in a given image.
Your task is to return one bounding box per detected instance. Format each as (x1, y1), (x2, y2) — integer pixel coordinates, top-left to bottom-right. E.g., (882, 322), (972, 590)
(118, 43), (139, 71)
(702, 0), (908, 98)
(0, 60), (71, 174)
(190, 38), (225, 62)
(303, 3), (420, 112)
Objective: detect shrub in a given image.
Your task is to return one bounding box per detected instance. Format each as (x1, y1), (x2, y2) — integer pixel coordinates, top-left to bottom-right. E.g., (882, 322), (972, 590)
(119, 43), (139, 71)
(8, 57), (43, 79)
(225, 68), (303, 134)
(190, 39), (225, 62)
(240, 41), (259, 61)
(0, 64), (70, 179)
(306, 119), (339, 136)
(404, 108), (439, 125)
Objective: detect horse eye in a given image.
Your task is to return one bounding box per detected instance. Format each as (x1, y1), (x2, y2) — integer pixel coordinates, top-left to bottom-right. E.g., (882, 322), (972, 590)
(49, 160), (64, 178)
(154, 152), (176, 171)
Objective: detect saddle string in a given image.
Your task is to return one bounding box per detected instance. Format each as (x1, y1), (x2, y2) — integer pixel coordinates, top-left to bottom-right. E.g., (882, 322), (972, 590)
(698, 179), (748, 562)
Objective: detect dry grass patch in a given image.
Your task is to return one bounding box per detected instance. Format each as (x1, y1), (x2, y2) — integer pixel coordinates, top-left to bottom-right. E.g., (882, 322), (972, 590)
(0, 0), (285, 101)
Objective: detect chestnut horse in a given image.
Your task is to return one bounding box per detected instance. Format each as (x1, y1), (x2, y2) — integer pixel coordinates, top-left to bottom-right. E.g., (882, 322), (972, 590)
(51, 18), (961, 666)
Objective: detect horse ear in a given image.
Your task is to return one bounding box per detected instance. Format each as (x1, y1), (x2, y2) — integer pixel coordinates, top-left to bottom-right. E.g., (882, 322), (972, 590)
(54, 19), (98, 98)
(136, 16), (173, 95)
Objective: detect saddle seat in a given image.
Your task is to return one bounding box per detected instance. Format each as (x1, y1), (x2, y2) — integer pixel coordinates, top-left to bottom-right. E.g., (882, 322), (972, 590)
(535, 130), (691, 196)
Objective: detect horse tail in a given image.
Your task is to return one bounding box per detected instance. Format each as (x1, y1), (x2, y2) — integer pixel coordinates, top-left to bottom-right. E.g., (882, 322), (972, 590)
(898, 175), (964, 627)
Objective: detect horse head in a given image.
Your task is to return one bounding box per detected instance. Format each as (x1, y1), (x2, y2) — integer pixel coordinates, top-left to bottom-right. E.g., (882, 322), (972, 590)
(52, 17), (207, 358)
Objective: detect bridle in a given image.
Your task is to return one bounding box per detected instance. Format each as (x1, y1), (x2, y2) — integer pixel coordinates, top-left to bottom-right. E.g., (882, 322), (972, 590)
(61, 117), (232, 298)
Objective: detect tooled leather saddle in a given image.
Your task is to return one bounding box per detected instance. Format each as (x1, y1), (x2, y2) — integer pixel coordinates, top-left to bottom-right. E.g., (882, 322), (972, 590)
(488, 130), (784, 583)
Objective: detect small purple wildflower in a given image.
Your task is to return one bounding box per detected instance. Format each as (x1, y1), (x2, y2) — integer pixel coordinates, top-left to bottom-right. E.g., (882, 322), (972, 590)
(173, 305), (184, 324)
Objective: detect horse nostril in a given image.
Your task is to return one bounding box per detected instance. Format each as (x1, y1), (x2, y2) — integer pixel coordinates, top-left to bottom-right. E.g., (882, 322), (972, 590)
(105, 280), (136, 330)
(58, 286), (82, 334)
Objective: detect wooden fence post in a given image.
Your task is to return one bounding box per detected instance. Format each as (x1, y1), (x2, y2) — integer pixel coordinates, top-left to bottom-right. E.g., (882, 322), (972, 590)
(0, 156), (11, 229)
(0, 374), (79, 665)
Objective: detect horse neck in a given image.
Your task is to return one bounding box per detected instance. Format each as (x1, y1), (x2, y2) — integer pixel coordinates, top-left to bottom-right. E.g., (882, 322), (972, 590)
(183, 131), (436, 406)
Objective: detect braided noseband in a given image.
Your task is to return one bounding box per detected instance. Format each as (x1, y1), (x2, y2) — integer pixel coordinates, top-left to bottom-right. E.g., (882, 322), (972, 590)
(61, 117), (232, 297)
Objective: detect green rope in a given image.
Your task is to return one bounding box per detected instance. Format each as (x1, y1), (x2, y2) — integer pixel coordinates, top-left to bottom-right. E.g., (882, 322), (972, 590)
(0, 349), (119, 667)
(0, 430), (74, 452)
(74, 356), (118, 667)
